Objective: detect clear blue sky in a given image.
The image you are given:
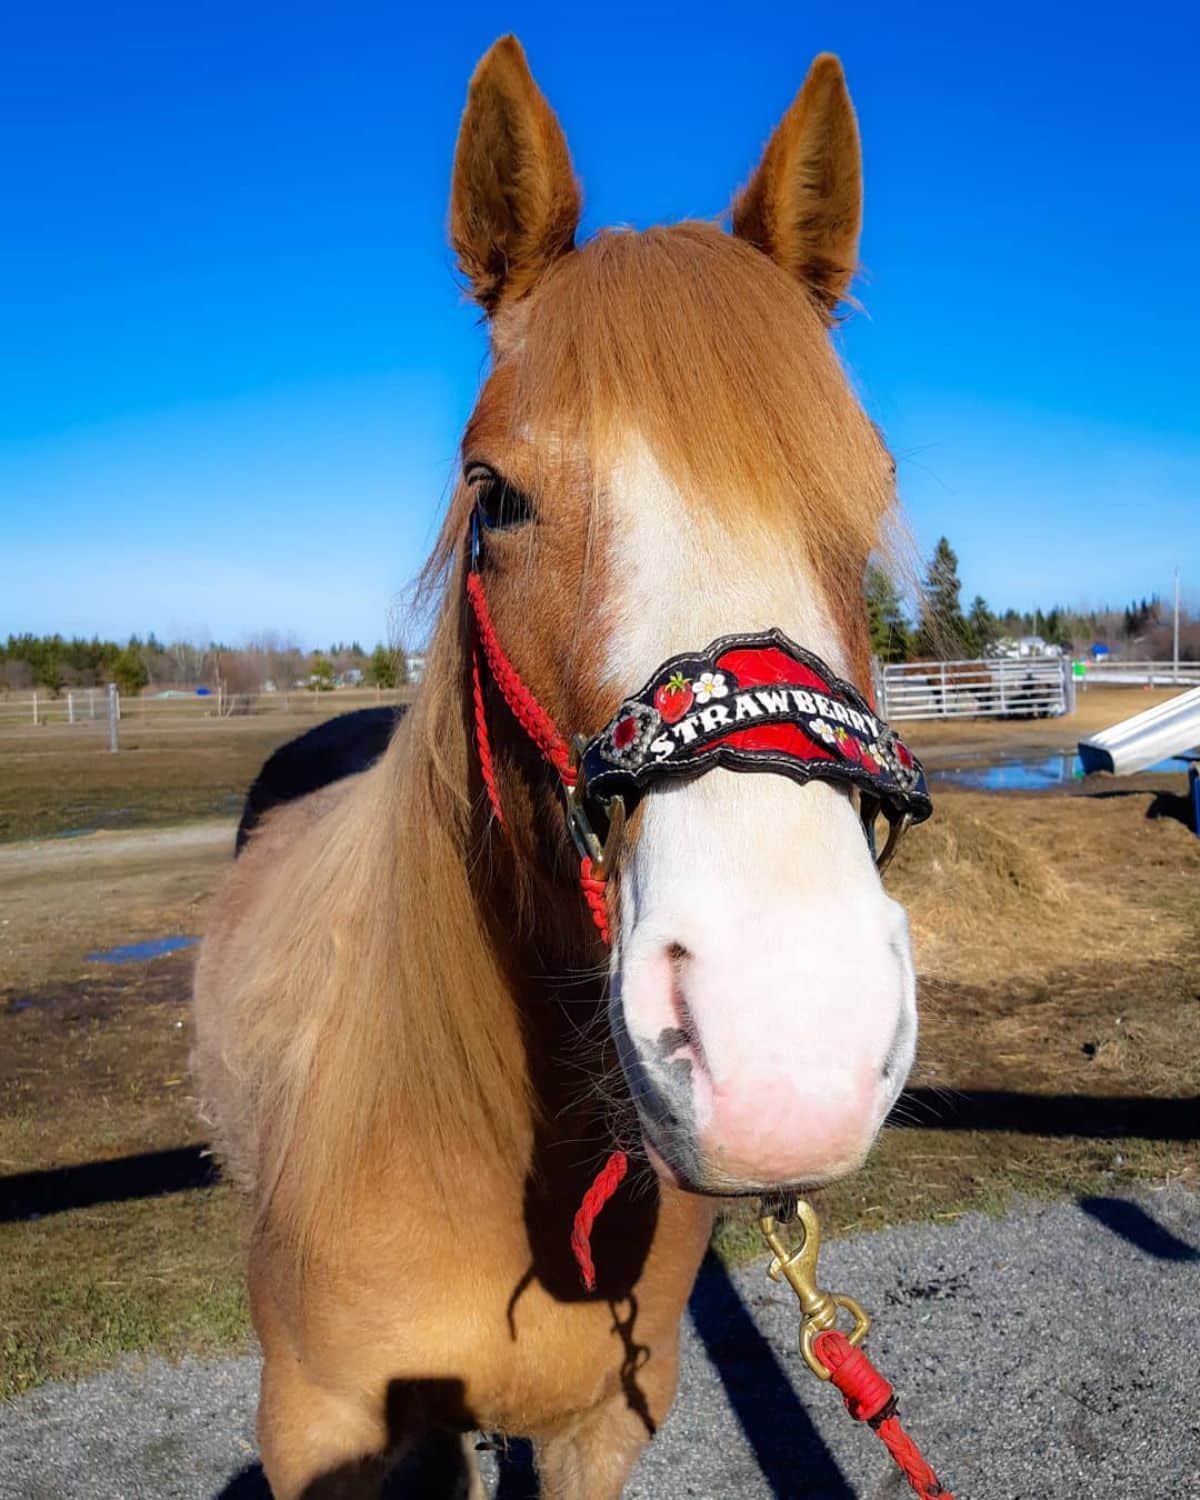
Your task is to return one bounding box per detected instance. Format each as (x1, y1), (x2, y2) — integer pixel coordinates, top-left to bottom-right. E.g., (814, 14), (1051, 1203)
(2, 0), (1197, 648)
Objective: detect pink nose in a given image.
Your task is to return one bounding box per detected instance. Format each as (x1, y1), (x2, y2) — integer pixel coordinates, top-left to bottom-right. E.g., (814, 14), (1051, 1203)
(697, 1069), (878, 1185)
(618, 914), (910, 1191)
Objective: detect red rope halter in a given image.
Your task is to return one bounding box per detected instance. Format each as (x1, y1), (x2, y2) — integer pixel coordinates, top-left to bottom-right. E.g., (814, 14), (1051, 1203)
(466, 560), (952, 1498)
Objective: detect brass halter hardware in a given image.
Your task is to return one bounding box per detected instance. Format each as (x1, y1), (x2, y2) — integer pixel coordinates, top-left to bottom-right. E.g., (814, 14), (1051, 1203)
(759, 1198), (871, 1380)
(564, 736), (626, 881)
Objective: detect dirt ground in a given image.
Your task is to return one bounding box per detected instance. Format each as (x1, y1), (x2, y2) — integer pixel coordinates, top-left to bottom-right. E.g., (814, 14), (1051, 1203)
(1, 692), (1198, 1397)
(0, 720), (331, 843)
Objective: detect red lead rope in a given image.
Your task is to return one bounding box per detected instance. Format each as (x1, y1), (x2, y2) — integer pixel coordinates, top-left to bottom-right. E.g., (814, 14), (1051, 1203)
(814, 1331), (953, 1499)
(467, 566), (952, 1498)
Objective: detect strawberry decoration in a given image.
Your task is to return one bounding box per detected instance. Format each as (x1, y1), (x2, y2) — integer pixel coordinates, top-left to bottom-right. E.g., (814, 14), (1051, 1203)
(653, 671), (694, 725)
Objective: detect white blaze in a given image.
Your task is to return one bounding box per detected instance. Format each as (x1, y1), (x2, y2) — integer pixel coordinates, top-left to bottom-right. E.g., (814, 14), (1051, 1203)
(604, 443), (916, 1190)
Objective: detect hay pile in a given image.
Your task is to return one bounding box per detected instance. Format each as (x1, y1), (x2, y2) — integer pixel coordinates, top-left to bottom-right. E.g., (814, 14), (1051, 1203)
(886, 789), (1197, 983)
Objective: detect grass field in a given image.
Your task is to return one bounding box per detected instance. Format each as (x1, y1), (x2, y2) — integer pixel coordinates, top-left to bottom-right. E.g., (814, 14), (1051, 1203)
(0, 689), (414, 843)
(1, 688), (1197, 1398)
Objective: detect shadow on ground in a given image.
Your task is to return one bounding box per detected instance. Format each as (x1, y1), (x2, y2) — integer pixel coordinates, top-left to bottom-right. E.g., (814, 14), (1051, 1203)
(5, 1089), (1196, 1225)
(1078, 1196), (1199, 1262)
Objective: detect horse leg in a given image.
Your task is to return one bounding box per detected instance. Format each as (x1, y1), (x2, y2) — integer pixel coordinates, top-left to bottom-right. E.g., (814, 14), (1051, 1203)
(258, 1357), (484, 1499)
(257, 1352), (392, 1499)
(535, 1348), (679, 1500)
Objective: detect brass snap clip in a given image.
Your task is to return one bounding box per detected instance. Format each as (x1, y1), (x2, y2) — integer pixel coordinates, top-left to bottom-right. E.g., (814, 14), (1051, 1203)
(759, 1199), (871, 1380)
(564, 736), (626, 881)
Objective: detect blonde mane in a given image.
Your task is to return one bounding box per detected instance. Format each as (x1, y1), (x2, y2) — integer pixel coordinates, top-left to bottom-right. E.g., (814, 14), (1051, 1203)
(200, 222), (896, 1263)
(510, 223), (891, 557)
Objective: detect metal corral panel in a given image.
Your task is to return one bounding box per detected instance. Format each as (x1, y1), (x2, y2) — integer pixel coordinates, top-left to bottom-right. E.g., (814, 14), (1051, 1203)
(877, 658), (1070, 722)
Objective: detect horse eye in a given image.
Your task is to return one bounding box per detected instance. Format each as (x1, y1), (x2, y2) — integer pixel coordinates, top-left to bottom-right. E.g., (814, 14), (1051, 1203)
(467, 466), (535, 531)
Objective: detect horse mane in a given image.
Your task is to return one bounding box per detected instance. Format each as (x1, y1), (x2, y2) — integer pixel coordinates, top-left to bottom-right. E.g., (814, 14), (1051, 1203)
(213, 222), (897, 1263)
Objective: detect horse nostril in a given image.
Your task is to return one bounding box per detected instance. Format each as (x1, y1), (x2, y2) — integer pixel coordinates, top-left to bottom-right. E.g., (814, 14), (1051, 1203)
(881, 1004), (914, 1083)
(664, 942), (706, 1072)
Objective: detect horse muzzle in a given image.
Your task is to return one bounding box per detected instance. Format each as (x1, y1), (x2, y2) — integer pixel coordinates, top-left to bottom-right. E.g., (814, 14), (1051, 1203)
(610, 779), (917, 1196)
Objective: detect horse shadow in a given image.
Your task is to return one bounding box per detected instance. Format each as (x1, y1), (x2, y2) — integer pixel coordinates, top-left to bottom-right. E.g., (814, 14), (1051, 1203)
(1078, 1196), (1200, 1262)
(685, 1250), (852, 1498)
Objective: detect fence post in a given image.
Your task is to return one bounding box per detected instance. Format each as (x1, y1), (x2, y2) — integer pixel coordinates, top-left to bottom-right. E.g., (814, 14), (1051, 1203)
(89, 687), (97, 719)
(107, 684), (120, 752)
(68, 691), (75, 725)
(1062, 657), (1077, 716)
(871, 659), (885, 716)
(32, 691), (38, 726)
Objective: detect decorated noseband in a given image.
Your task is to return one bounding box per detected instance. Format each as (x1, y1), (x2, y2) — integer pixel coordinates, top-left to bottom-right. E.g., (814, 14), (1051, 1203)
(570, 630), (930, 875)
(465, 511), (930, 884)
(578, 629), (930, 819)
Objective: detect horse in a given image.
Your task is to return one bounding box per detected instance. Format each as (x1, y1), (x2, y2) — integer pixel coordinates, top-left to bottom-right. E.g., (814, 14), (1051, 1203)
(193, 35), (925, 1499)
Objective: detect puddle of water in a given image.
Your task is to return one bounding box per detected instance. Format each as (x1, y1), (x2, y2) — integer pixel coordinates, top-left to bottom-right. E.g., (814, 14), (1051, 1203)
(51, 808), (137, 840)
(934, 753), (1191, 791)
(86, 936), (200, 965)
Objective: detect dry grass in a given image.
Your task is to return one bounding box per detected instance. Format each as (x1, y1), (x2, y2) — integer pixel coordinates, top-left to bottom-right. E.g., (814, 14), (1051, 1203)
(2, 718), (1198, 1394)
(0, 1188), (250, 1400)
(0, 701), (408, 844)
(890, 780), (1200, 982)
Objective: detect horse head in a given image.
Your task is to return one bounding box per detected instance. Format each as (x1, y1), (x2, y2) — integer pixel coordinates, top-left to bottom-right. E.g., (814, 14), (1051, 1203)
(447, 37), (918, 1197)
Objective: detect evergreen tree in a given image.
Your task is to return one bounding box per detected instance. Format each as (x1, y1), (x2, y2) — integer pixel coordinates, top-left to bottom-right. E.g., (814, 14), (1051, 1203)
(310, 653), (335, 691)
(112, 644), (148, 696)
(966, 594), (998, 655)
(865, 565), (911, 662)
(914, 537), (969, 658)
(366, 644), (397, 689)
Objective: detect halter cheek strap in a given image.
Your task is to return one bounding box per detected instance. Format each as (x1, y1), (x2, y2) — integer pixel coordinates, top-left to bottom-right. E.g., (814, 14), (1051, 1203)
(466, 570), (612, 945)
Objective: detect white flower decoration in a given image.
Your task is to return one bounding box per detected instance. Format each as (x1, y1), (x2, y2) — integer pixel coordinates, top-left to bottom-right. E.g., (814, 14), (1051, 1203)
(810, 718), (837, 744)
(693, 671), (728, 704)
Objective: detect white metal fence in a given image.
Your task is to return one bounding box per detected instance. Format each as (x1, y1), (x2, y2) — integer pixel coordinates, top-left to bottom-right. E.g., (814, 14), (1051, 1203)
(0, 685), (413, 736)
(875, 658), (1073, 721)
(1074, 659), (1200, 687)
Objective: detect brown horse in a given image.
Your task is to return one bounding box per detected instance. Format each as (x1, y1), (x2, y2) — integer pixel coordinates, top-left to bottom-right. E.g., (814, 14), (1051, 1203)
(194, 35), (919, 1499)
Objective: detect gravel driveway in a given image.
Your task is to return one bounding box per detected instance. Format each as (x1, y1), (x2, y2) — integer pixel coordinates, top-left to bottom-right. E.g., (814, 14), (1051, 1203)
(2, 1188), (1196, 1498)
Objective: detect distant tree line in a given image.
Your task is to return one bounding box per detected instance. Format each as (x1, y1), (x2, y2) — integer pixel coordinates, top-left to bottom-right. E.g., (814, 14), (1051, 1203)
(5, 552), (1193, 691)
(867, 538), (1197, 664)
(0, 632), (409, 697)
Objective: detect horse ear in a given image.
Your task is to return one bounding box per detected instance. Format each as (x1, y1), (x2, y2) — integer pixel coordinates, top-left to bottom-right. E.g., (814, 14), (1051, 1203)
(450, 36), (581, 315)
(731, 54), (862, 319)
